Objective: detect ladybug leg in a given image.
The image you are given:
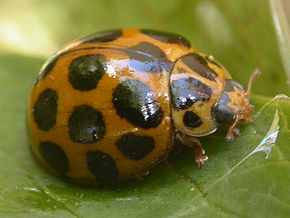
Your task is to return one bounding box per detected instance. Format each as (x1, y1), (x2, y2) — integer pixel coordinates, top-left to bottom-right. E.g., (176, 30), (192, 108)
(226, 117), (240, 141)
(175, 131), (208, 167)
(135, 175), (144, 181)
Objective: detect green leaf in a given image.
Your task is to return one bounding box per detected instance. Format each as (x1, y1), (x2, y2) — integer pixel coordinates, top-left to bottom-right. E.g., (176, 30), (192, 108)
(0, 0), (289, 217)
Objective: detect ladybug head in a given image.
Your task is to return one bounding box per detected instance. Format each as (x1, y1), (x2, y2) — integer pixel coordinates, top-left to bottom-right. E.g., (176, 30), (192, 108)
(211, 69), (261, 141)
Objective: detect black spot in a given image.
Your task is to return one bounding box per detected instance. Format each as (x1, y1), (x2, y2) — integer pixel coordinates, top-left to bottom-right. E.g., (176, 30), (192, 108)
(183, 111), (202, 128)
(68, 54), (106, 91)
(224, 79), (244, 92)
(87, 150), (119, 183)
(33, 89), (58, 131)
(181, 54), (217, 81)
(170, 77), (212, 109)
(141, 29), (191, 48)
(35, 55), (59, 85)
(79, 29), (122, 44)
(116, 133), (155, 160)
(129, 42), (167, 60)
(212, 93), (234, 124)
(68, 105), (106, 144)
(39, 141), (69, 175)
(113, 79), (163, 128)
(127, 42), (172, 73)
(188, 53), (208, 65)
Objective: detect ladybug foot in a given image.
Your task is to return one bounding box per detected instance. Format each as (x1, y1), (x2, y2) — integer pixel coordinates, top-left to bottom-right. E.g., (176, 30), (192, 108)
(226, 126), (241, 141)
(226, 117), (241, 141)
(195, 146), (208, 168)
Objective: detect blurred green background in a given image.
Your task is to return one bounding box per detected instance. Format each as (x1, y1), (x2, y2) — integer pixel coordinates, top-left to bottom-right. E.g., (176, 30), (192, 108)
(0, 0), (289, 95)
(0, 0), (289, 217)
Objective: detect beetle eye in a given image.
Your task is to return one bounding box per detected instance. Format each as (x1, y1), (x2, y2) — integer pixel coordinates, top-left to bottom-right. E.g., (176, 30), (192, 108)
(212, 103), (235, 124)
(211, 93), (234, 124)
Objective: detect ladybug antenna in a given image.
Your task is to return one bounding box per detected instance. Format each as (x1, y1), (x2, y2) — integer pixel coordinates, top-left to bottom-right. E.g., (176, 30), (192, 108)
(245, 68), (261, 98)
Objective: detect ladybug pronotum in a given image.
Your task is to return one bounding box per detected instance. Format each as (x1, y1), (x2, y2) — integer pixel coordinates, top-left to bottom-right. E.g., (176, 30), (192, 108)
(28, 28), (259, 184)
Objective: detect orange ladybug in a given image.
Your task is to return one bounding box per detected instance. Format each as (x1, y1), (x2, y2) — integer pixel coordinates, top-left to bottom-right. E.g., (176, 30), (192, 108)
(28, 28), (259, 184)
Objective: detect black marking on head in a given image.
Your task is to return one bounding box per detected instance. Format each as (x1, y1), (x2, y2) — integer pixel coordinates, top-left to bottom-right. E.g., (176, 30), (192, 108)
(170, 77), (212, 109)
(113, 79), (163, 128)
(35, 55), (59, 85)
(183, 111), (202, 128)
(79, 29), (122, 44)
(141, 29), (191, 48)
(87, 150), (119, 183)
(224, 79), (244, 92)
(116, 133), (155, 160)
(33, 89), (58, 131)
(212, 93), (234, 124)
(39, 141), (69, 175)
(127, 42), (172, 73)
(68, 105), (105, 144)
(69, 54), (106, 91)
(181, 54), (217, 81)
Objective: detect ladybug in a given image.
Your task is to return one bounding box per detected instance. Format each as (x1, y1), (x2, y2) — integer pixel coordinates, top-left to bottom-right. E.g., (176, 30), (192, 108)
(28, 28), (259, 184)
